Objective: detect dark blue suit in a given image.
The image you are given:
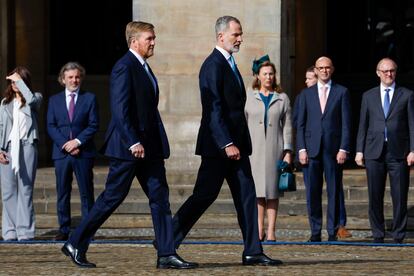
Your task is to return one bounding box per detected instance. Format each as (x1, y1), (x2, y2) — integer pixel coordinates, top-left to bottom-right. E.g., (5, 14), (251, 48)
(296, 82), (351, 238)
(293, 90), (348, 227)
(68, 51), (176, 257)
(47, 90), (99, 235)
(172, 48), (263, 256)
(356, 85), (414, 241)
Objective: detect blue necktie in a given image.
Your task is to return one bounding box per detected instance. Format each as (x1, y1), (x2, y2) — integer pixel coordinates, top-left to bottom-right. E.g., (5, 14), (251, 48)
(144, 62), (157, 92)
(383, 88), (390, 140)
(228, 56), (241, 86)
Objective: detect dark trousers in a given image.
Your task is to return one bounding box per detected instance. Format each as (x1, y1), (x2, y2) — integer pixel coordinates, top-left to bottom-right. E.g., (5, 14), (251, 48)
(303, 167), (347, 227)
(55, 156), (95, 234)
(172, 156), (263, 256)
(68, 158), (176, 257)
(365, 144), (409, 241)
(306, 151), (341, 237)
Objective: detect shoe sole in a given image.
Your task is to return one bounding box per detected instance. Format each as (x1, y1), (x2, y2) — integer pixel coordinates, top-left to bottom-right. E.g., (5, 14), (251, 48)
(157, 264), (198, 269)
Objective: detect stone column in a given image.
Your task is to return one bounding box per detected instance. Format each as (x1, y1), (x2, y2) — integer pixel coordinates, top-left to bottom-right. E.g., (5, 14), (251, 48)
(133, 0), (282, 174)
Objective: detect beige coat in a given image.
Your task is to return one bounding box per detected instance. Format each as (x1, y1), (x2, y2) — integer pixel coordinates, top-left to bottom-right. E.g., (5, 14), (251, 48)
(245, 89), (292, 199)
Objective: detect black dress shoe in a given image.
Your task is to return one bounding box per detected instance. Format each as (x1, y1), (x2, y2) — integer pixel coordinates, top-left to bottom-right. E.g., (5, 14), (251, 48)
(61, 242), (96, 268)
(242, 253), (283, 266)
(54, 232), (69, 241)
(373, 237), (384, 243)
(307, 235), (321, 242)
(328, 235), (337, 242)
(157, 254), (198, 269)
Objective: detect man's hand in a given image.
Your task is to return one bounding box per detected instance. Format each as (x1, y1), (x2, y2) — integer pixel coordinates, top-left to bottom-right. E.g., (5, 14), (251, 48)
(69, 148), (80, 156)
(337, 151), (347, 164)
(299, 151), (308, 165)
(407, 152), (414, 166)
(62, 139), (80, 153)
(355, 152), (364, 167)
(131, 144), (145, 158)
(0, 152), (9, 164)
(225, 145), (240, 160)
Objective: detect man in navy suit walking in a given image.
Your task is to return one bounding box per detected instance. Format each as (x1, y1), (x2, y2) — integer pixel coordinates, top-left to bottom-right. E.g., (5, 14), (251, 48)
(61, 21), (197, 269)
(47, 62), (99, 241)
(296, 56), (351, 242)
(171, 16), (281, 266)
(356, 58), (414, 243)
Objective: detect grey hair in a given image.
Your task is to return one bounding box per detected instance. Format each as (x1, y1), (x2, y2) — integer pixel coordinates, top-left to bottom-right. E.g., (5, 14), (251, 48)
(58, 62), (85, 86)
(215, 15), (241, 38)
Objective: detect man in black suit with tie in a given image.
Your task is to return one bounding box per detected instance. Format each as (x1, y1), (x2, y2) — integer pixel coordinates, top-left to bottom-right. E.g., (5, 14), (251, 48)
(171, 16), (281, 266)
(61, 21), (197, 269)
(296, 56), (351, 242)
(356, 58), (414, 243)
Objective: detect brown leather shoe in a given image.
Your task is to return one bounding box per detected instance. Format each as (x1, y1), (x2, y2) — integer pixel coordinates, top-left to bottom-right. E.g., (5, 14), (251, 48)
(337, 226), (352, 238)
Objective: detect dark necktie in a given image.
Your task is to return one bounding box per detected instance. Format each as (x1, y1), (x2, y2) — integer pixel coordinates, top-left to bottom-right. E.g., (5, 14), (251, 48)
(68, 93), (75, 122)
(68, 93), (75, 139)
(383, 88), (390, 140)
(144, 62), (157, 91)
(228, 55), (241, 86)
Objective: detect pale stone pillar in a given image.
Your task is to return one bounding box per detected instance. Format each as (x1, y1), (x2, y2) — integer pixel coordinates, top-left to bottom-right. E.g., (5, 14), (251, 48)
(132, 0), (282, 174)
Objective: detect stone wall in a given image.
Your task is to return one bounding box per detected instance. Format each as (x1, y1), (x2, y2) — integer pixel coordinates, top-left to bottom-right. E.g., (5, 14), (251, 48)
(133, 0), (282, 172)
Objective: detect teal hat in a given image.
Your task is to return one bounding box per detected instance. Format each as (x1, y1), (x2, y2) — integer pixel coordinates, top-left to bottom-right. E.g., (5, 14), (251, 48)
(252, 54), (270, 75)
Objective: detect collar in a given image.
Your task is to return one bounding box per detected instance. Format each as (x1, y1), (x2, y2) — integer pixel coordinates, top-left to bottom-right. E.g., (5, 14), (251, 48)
(129, 48), (146, 66)
(65, 89), (79, 97)
(317, 80), (332, 90)
(215, 46), (232, 60)
(380, 82), (396, 92)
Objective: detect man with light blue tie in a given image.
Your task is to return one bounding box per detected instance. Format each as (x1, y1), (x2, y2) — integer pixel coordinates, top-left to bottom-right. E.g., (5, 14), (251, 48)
(356, 58), (414, 244)
(47, 62), (99, 241)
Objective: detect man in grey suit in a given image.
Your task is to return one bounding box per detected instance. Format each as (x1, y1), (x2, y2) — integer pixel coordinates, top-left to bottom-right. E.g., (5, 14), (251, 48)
(356, 58), (414, 243)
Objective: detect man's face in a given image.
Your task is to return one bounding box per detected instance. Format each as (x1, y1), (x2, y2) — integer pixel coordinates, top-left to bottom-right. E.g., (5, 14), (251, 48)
(218, 21), (243, 54)
(62, 69), (82, 92)
(132, 30), (156, 59)
(376, 60), (397, 87)
(314, 58), (334, 83)
(305, 71), (318, 88)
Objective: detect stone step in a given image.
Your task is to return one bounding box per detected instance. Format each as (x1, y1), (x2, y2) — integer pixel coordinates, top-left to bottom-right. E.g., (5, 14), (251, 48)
(33, 182), (414, 203)
(16, 198), (411, 218)
(1, 213), (372, 231)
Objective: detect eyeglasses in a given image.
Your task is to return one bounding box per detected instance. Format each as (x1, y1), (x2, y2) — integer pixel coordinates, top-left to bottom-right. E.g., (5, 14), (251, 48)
(377, 69), (396, 74)
(316, 66), (332, 71)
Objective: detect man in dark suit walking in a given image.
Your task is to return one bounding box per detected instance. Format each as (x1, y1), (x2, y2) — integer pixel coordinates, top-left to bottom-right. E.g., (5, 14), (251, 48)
(61, 21), (197, 269)
(171, 16), (281, 266)
(356, 58), (414, 243)
(47, 62), (99, 241)
(296, 56), (351, 242)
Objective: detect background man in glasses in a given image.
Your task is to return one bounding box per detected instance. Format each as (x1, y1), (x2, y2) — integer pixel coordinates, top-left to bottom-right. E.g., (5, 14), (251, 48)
(356, 58), (414, 244)
(296, 56), (351, 242)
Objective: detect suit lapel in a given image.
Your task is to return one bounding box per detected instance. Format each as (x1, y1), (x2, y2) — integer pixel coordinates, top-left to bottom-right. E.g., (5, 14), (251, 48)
(58, 91), (71, 122)
(387, 86), (402, 118)
(309, 86), (322, 116)
(323, 83), (340, 117)
(127, 51), (157, 103)
(371, 87), (384, 118)
(72, 91), (85, 122)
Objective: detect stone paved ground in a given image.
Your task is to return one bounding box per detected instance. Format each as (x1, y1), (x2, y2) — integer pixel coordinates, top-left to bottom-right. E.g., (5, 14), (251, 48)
(1, 241), (414, 275)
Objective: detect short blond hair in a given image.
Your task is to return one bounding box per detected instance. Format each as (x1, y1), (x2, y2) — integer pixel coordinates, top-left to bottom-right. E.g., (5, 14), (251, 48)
(125, 21), (154, 47)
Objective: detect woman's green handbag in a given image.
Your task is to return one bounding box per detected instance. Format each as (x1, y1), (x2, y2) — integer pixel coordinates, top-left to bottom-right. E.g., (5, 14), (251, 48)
(277, 160), (296, 192)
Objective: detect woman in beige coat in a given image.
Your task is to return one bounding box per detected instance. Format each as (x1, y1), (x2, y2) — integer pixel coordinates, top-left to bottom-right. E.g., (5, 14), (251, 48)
(245, 56), (292, 241)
